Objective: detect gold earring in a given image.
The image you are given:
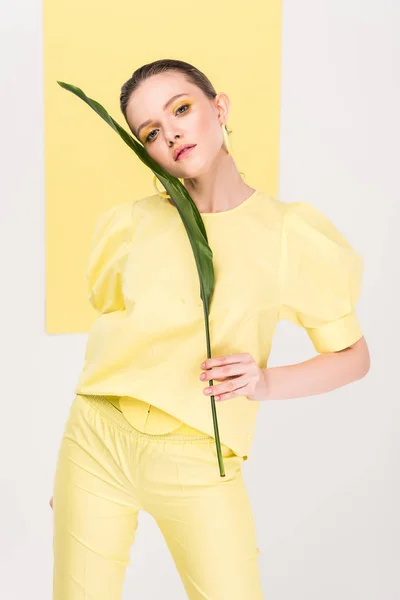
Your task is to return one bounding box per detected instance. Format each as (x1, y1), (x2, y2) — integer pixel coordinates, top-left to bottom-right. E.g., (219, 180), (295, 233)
(222, 123), (232, 155)
(153, 175), (184, 198)
(222, 124), (244, 179)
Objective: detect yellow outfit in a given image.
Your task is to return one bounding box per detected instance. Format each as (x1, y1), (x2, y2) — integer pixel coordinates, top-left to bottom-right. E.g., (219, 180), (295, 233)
(52, 394), (263, 599)
(53, 189), (364, 599)
(74, 189), (364, 459)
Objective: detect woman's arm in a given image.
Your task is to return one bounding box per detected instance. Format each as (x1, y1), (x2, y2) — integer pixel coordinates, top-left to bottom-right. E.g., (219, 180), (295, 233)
(201, 337), (370, 403)
(263, 336), (370, 401)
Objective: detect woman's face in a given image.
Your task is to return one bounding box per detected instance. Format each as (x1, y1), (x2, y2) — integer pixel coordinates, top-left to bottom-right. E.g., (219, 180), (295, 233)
(125, 71), (230, 179)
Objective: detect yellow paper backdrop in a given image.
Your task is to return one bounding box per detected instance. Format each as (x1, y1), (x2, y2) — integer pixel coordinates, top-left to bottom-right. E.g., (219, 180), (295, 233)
(44, 0), (282, 333)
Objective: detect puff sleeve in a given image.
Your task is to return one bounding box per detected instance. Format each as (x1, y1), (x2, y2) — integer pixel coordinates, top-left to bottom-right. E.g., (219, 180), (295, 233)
(86, 201), (133, 314)
(278, 201), (364, 353)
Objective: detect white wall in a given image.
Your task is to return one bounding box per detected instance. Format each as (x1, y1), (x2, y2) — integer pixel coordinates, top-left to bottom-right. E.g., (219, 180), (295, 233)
(1, 1), (398, 598)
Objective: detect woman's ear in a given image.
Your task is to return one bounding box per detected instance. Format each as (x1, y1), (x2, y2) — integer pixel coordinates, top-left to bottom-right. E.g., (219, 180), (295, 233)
(214, 91), (230, 125)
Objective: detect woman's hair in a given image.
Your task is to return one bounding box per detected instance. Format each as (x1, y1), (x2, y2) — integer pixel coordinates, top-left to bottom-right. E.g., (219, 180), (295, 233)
(120, 58), (231, 136)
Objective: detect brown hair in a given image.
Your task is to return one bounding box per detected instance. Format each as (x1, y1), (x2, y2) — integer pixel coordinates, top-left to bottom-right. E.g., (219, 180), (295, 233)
(120, 58), (231, 137)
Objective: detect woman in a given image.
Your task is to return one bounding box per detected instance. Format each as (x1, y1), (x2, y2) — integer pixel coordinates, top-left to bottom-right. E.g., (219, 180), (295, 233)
(51, 59), (370, 599)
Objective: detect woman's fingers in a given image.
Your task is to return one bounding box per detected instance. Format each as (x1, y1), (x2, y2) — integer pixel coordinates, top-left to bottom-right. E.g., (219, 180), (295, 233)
(200, 362), (245, 381)
(203, 374), (250, 400)
(200, 353), (258, 400)
(49, 496), (53, 509)
(201, 353), (252, 370)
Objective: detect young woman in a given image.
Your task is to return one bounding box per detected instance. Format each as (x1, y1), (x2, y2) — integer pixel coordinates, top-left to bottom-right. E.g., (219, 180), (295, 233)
(51, 59), (370, 599)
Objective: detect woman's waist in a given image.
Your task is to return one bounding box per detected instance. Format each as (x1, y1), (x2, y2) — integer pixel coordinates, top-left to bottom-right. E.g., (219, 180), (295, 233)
(109, 395), (207, 437)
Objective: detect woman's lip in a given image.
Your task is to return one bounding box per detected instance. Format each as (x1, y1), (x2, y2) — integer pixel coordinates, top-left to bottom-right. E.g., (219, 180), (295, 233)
(176, 145), (196, 160)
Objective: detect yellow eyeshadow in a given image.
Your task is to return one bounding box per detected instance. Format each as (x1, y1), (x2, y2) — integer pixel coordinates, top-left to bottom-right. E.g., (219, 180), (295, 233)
(171, 98), (194, 112)
(140, 128), (152, 143)
(140, 100), (194, 142)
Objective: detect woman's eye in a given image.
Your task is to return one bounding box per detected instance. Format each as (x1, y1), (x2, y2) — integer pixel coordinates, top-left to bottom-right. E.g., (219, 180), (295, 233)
(145, 104), (190, 143)
(176, 103), (190, 115)
(145, 129), (158, 143)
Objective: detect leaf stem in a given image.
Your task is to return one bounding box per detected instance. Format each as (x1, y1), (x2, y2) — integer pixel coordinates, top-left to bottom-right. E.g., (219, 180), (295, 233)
(203, 304), (225, 477)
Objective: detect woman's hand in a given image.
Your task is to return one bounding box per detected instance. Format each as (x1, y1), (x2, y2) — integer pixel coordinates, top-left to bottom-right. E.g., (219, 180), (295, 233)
(200, 353), (269, 402)
(49, 496), (53, 509)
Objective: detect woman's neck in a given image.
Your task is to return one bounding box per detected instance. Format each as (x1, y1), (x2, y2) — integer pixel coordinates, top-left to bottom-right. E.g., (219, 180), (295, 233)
(182, 154), (255, 214)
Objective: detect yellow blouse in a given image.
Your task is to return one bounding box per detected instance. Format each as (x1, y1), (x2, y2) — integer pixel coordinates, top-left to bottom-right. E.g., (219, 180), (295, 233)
(74, 190), (364, 458)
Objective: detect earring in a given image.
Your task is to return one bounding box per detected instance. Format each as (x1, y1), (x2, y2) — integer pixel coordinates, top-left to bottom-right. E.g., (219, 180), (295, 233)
(222, 123), (232, 155)
(222, 124), (245, 179)
(153, 175), (184, 199)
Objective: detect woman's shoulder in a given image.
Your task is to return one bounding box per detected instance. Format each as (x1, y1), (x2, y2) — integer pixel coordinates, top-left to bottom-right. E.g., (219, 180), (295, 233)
(254, 193), (317, 230)
(279, 197), (357, 252)
(266, 194), (336, 225)
(94, 193), (163, 229)
(104, 192), (161, 216)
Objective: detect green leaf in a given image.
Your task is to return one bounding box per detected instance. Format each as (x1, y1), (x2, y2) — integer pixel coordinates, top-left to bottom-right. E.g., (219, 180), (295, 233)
(57, 81), (225, 476)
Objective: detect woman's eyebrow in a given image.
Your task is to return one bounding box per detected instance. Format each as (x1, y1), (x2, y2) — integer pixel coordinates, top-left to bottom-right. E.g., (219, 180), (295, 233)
(136, 93), (190, 137)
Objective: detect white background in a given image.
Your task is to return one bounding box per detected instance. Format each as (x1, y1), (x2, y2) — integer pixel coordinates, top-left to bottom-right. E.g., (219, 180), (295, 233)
(1, 1), (399, 598)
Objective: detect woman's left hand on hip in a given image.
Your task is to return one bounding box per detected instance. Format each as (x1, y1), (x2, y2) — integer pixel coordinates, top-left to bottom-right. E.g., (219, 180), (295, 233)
(200, 353), (268, 402)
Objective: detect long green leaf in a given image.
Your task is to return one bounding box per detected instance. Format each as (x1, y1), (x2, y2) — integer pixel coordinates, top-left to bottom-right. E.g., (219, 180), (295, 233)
(57, 81), (225, 476)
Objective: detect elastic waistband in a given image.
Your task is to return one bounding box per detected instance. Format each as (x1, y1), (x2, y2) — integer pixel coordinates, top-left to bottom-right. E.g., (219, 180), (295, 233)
(77, 394), (212, 442)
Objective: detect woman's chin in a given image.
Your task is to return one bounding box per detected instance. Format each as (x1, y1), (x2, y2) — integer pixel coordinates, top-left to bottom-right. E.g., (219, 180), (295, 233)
(176, 165), (209, 180)
(170, 157), (209, 180)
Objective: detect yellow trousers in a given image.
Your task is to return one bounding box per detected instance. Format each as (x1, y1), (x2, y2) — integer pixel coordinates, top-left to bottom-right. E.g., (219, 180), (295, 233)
(52, 394), (263, 599)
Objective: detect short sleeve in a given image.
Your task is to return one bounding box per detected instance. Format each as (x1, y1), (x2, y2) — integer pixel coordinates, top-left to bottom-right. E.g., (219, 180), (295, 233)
(86, 201), (133, 314)
(278, 201), (364, 353)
